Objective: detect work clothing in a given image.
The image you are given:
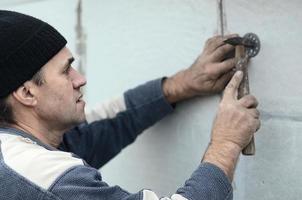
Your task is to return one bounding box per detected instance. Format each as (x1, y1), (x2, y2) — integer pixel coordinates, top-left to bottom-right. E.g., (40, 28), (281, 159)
(0, 78), (232, 200)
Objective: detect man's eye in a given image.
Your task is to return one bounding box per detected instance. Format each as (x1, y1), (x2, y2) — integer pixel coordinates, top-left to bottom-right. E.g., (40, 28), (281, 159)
(63, 66), (71, 74)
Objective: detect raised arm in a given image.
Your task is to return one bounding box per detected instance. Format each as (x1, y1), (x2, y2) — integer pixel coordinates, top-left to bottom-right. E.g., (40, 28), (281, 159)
(52, 71), (260, 200)
(60, 34), (241, 169)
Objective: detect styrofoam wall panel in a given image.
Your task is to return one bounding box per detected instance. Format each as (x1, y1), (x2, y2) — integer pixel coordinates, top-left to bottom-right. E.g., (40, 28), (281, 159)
(3, 0), (302, 199)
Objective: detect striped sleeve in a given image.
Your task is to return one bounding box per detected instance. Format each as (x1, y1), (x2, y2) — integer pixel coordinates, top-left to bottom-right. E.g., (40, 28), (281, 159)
(0, 132), (232, 200)
(49, 163), (232, 200)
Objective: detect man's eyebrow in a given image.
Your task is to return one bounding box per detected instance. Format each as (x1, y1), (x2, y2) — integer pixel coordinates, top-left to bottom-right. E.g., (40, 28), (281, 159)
(62, 57), (75, 73)
(65, 57), (75, 66)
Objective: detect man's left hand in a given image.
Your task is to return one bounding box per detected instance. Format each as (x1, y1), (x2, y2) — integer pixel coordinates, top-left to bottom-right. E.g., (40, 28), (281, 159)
(163, 34), (238, 103)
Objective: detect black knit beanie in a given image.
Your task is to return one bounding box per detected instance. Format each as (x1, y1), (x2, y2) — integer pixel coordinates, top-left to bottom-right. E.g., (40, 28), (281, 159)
(0, 10), (67, 97)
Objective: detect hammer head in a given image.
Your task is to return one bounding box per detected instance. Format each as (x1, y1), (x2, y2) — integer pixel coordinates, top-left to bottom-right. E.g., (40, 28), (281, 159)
(224, 33), (261, 58)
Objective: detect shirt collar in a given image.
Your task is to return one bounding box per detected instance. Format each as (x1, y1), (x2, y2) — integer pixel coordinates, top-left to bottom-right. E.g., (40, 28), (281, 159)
(0, 127), (57, 151)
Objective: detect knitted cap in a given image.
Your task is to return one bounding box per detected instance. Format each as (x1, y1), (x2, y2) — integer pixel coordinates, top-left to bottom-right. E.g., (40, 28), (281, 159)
(0, 10), (67, 97)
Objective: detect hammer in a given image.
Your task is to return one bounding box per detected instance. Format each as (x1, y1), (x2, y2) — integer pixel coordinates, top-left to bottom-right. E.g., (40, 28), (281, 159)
(224, 33), (261, 155)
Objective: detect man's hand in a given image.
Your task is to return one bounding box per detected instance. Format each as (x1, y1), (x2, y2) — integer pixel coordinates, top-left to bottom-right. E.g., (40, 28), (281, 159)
(203, 71), (261, 181)
(163, 34), (238, 103)
(211, 71), (260, 149)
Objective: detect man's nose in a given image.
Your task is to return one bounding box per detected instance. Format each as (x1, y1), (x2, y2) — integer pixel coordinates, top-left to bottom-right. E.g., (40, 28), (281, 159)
(70, 68), (87, 88)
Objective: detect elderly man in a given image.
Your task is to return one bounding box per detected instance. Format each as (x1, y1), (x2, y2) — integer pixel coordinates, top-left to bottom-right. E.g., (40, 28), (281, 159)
(0, 10), (260, 200)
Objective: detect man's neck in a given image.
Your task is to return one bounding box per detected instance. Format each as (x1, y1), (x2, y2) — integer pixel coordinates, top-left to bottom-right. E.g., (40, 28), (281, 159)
(11, 120), (66, 148)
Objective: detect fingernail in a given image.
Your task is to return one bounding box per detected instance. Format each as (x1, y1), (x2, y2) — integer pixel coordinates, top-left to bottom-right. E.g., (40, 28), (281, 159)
(236, 71), (243, 76)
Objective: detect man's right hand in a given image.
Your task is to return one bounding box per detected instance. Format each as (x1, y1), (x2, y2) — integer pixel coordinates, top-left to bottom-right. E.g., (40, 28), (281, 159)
(212, 71), (260, 150)
(203, 71), (261, 181)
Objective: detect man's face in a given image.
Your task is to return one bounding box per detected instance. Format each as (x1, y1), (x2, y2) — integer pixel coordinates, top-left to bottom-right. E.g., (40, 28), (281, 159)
(33, 47), (87, 130)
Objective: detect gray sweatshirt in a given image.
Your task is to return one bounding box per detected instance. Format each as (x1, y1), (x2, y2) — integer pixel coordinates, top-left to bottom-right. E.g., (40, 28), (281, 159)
(0, 78), (232, 200)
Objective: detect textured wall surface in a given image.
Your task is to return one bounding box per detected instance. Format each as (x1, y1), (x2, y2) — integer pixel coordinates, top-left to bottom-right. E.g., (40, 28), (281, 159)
(3, 0), (302, 199)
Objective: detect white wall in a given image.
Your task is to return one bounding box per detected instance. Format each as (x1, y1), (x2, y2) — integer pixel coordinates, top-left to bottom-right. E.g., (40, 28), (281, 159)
(3, 0), (302, 199)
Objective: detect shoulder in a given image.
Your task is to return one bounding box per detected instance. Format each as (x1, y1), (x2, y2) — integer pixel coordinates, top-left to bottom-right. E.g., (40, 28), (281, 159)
(0, 133), (84, 190)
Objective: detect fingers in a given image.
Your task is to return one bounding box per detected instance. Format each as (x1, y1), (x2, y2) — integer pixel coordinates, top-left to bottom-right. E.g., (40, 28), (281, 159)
(203, 34), (238, 79)
(205, 34), (239, 54)
(238, 95), (259, 108)
(213, 70), (234, 91)
(205, 35), (224, 53)
(211, 58), (236, 78)
(211, 44), (235, 62)
(223, 71), (243, 99)
(255, 119), (261, 132)
(252, 118), (261, 132)
(247, 108), (260, 119)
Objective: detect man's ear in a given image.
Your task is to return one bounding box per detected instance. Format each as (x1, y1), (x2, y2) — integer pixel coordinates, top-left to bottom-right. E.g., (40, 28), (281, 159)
(12, 82), (37, 106)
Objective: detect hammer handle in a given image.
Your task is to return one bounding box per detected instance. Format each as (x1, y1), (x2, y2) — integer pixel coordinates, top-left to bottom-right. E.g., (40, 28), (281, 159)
(235, 46), (256, 155)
